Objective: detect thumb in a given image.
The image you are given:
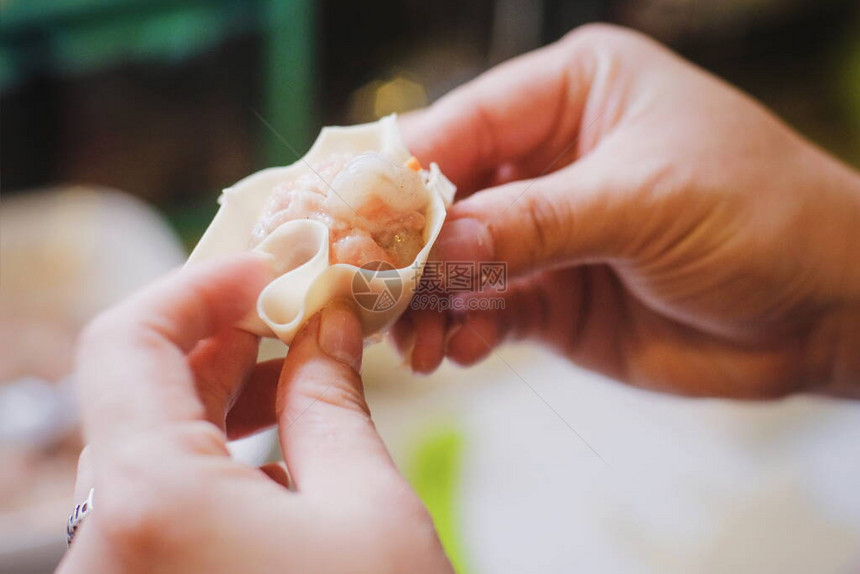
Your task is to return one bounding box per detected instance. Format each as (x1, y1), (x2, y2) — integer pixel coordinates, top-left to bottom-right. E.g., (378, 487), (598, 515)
(276, 299), (400, 496)
(435, 155), (640, 279)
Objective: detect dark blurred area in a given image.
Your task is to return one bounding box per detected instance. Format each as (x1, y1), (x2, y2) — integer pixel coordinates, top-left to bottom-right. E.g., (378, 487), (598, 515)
(3, 0), (859, 245)
(1, 1), (859, 571)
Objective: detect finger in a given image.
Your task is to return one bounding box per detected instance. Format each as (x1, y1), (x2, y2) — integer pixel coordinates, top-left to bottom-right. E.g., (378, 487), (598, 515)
(410, 308), (448, 374)
(226, 358), (282, 440)
(399, 35), (593, 196)
(434, 153), (642, 281)
(446, 310), (502, 367)
(442, 269), (586, 366)
(76, 254), (270, 445)
(277, 300), (400, 495)
(615, 296), (811, 399)
(442, 282), (543, 367)
(454, 273), (813, 399)
(393, 286), (534, 372)
(389, 312), (416, 364)
(190, 327), (260, 428)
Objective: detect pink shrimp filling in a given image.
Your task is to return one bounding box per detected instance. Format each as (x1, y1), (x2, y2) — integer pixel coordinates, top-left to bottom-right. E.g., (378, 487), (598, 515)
(252, 152), (428, 268)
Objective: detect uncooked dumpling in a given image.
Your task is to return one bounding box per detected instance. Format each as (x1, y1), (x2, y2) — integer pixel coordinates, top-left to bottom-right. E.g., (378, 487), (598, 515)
(187, 115), (455, 344)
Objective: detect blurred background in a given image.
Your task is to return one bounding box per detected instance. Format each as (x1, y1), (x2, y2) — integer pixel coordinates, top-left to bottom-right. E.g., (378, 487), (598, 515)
(2, 0), (860, 572)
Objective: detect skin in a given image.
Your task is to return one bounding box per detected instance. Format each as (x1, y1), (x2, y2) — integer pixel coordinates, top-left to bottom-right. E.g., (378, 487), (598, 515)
(394, 24), (860, 399)
(63, 23), (860, 573)
(59, 256), (453, 574)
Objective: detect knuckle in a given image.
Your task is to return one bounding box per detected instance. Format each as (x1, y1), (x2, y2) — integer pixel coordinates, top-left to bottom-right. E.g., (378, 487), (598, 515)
(520, 191), (567, 263)
(95, 441), (199, 557)
(169, 421), (230, 456)
(78, 310), (121, 350)
(95, 478), (175, 557)
(294, 363), (370, 417)
(562, 22), (659, 62)
(313, 380), (369, 416)
(473, 99), (502, 168)
(124, 324), (172, 355)
(96, 493), (163, 554)
(564, 22), (636, 49)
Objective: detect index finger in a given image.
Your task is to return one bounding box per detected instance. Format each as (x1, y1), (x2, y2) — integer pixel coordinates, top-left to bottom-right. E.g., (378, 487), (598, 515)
(399, 34), (591, 196)
(75, 255), (270, 445)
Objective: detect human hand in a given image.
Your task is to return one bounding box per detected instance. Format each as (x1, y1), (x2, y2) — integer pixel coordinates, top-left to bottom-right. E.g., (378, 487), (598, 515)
(395, 24), (860, 398)
(59, 256), (452, 574)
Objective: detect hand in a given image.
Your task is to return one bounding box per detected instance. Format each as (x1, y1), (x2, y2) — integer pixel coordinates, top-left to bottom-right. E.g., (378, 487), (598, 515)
(395, 24), (860, 398)
(59, 256), (452, 574)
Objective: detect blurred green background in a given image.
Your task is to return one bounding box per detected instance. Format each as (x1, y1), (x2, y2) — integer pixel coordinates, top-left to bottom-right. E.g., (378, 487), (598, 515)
(3, 0), (859, 249)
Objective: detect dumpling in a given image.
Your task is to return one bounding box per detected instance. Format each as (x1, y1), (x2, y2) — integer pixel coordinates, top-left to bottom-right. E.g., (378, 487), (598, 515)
(252, 151), (430, 269)
(187, 115), (455, 344)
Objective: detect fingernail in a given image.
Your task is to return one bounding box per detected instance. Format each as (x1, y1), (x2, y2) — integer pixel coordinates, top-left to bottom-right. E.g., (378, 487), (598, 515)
(318, 299), (363, 372)
(435, 218), (494, 264)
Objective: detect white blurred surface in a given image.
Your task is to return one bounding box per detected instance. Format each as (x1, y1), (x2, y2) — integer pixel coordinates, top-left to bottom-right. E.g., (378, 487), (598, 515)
(365, 341), (860, 574)
(0, 188), (186, 574)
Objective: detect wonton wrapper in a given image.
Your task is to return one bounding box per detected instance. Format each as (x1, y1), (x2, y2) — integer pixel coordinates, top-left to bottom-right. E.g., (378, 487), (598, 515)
(187, 115), (455, 344)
